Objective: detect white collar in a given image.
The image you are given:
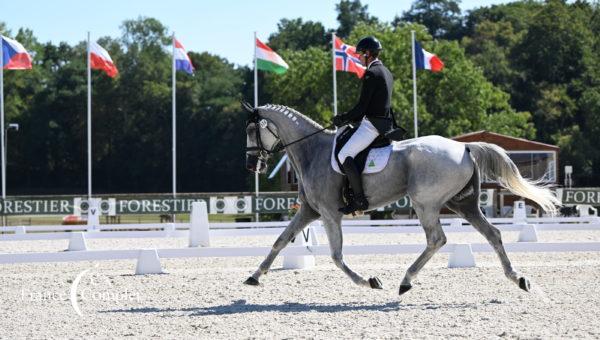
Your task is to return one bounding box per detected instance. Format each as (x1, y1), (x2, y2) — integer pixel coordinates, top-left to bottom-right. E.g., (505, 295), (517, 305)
(367, 59), (380, 69)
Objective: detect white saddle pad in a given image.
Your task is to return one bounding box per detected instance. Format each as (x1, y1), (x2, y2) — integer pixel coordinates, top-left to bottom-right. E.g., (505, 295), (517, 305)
(331, 140), (393, 174)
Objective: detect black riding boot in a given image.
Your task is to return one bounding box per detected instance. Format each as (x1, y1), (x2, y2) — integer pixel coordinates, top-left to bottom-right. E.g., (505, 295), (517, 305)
(339, 157), (369, 214)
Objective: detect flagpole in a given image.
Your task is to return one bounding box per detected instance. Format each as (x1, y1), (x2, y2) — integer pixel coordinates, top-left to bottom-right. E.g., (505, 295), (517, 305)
(172, 33), (176, 200)
(87, 32), (92, 199)
(1, 35), (5, 202)
(411, 30), (418, 138)
(253, 32), (259, 222)
(332, 33), (338, 116)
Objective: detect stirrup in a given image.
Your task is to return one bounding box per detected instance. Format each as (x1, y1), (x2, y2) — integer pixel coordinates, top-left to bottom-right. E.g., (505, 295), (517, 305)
(338, 195), (369, 215)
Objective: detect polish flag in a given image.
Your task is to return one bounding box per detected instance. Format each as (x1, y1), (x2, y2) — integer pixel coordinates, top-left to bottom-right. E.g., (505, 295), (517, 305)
(1, 35), (33, 70)
(414, 40), (444, 72)
(90, 41), (118, 78)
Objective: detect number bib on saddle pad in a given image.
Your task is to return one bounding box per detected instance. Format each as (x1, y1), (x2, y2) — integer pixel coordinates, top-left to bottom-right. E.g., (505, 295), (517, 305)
(331, 126), (393, 174)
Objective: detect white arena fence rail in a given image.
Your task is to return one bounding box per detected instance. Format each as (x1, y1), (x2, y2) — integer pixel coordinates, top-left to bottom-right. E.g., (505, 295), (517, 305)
(1, 216), (600, 241)
(1, 202), (600, 273)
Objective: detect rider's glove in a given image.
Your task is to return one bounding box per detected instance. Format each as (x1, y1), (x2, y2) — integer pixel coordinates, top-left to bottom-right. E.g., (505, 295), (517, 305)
(333, 114), (347, 127)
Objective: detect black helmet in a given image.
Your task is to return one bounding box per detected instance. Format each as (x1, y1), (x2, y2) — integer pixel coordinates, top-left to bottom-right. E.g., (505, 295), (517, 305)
(356, 36), (382, 54)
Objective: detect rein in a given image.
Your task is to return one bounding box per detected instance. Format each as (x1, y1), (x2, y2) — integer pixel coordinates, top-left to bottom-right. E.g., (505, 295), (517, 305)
(271, 124), (334, 153)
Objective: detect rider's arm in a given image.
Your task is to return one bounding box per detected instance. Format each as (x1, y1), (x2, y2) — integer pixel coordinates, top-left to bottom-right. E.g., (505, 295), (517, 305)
(342, 70), (377, 122)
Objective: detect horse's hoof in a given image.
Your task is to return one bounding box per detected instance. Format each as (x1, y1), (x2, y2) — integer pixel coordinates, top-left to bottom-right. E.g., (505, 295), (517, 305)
(369, 277), (383, 289)
(244, 277), (260, 286)
(518, 277), (531, 292)
(399, 284), (412, 296)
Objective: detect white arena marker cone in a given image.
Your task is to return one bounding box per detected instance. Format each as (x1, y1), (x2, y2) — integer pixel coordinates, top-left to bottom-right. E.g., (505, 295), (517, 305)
(513, 200), (527, 225)
(164, 223), (175, 237)
(189, 202), (210, 247)
(135, 249), (163, 275)
(283, 227), (316, 270)
(450, 218), (462, 229)
(67, 232), (88, 251)
(448, 244), (476, 268)
(518, 224), (538, 242)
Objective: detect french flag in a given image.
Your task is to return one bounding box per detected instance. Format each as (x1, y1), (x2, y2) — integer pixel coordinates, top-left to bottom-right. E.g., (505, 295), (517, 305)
(174, 38), (194, 75)
(1, 35), (33, 70)
(414, 40), (444, 72)
(90, 41), (118, 78)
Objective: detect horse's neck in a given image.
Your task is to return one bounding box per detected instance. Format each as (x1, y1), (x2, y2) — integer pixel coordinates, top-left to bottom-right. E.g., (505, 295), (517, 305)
(263, 109), (317, 143)
(263, 109), (332, 177)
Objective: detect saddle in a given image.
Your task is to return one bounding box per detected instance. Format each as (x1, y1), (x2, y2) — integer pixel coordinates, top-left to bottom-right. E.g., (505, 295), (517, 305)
(334, 125), (391, 174)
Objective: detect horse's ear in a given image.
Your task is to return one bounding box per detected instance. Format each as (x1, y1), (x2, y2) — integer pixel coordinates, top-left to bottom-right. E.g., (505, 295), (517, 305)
(240, 100), (254, 113)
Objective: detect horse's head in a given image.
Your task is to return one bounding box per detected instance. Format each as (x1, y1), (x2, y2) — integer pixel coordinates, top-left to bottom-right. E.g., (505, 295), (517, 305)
(242, 101), (282, 174)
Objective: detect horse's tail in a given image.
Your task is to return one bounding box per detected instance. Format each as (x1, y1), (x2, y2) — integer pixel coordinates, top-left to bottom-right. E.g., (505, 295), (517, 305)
(467, 142), (560, 215)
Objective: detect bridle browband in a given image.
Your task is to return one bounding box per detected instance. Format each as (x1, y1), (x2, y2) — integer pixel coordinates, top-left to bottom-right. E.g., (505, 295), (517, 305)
(245, 107), (333, 157)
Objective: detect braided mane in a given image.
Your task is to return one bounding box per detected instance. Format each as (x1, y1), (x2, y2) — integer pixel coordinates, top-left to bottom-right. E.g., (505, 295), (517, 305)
(261, 104), (335, 134)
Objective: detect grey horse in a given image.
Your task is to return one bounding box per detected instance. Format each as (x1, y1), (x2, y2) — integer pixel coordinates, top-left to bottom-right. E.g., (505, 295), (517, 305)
(243, 103), (560, 295)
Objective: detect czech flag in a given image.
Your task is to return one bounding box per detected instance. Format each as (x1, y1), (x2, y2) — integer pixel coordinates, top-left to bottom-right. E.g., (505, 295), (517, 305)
(414, 40), (444, 73)
(90, 41), (118, 78)
(1, 35), (32, 70)
(174, 38), (194, 75)
(334, 36), (365, 78)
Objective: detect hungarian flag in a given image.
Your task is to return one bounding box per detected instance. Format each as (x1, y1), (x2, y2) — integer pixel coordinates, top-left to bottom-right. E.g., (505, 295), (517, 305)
(90, 41), (118, 78)
(174, 38), (194, 75)
(255, 38), (288, 74)
(334, 36), (365, 78)
(1, 35), (32, 70)
(414, 40), (444, 72)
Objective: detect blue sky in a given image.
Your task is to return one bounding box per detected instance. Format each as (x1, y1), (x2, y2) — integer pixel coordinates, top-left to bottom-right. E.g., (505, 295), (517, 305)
(1, 0), (510, 66)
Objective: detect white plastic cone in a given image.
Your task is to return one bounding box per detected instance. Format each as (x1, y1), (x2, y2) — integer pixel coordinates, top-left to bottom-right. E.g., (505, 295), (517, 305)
(189, 202), (210, 247)
(135, 249), (163, 275)
(448, 243), (476, 268)
(518, 224), (538, 242)
(283, 226), (316, 270)
(67, 232), (87, 251)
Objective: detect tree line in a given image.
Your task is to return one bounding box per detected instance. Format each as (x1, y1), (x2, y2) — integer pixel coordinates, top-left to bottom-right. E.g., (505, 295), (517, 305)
(1, 0), (599, 195)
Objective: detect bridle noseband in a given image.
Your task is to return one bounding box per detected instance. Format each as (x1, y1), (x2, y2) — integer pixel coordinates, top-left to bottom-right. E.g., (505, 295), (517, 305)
(245, 109), (284, 157)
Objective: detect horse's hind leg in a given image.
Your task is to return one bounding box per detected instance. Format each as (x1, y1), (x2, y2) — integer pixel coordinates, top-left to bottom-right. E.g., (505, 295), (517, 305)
(244, 204), (320, 285)
(399, 203), (447, 295)
(321, 215), (383, 289)
(446, 191), (530, 292)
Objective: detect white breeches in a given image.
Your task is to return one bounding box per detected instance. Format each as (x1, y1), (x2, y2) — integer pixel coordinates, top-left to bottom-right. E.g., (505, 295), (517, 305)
(337, 117), (379, 163)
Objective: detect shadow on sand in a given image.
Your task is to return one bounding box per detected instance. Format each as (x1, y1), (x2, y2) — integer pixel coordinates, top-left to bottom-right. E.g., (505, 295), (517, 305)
(100, 299), (485, 316)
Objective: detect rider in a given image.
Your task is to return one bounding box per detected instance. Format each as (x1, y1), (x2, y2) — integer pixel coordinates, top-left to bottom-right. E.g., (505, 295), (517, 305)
(332, 36), (394, 214)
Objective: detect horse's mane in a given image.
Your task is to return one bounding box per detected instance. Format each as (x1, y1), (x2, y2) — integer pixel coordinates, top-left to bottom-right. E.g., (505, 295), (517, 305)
(262, 104), (335, 135)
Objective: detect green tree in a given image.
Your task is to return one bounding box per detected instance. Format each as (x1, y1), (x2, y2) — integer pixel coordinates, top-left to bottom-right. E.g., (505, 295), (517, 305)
(461, 20), (521, 93)
(397, 0), (463, 39)
(268, 18), (330, 51)
(335, 0), (378, 38)
(464, 0), (542, 37)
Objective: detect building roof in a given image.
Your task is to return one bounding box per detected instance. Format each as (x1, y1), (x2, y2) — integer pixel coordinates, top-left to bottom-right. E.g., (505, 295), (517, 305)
(452, 130), (559, 151)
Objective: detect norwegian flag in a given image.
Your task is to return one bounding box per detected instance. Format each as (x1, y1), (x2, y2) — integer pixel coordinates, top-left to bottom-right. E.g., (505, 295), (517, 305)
(334, 36), (365, 78)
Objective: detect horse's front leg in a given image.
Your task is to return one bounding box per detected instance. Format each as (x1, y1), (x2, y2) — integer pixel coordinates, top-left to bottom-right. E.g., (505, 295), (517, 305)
(321, 215), (383, 289)
(244, 204), (320, 285)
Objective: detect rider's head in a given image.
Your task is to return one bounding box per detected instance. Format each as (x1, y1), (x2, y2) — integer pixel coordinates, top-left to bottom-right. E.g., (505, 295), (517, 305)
(356, 36), (382, 66)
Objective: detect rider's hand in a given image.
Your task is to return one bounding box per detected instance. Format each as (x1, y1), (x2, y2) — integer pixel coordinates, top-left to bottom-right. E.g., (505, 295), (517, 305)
(333, 114), (346, 127)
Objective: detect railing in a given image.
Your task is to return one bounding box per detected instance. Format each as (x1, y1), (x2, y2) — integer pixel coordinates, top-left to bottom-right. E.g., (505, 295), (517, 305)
(1, 202), (599, 273)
